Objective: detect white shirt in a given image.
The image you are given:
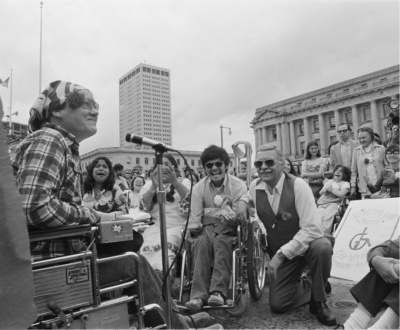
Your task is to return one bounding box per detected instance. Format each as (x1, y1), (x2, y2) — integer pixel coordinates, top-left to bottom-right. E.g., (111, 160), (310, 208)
(241, 173), (324, 259)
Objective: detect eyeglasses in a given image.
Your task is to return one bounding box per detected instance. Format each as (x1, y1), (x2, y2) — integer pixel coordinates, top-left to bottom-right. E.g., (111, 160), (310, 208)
(254, 160), (276, 168)
(82, 99), (99, 111)
(386, 151), (399, 155)
(204, 161), (224, 169)
(338, 130), (349, 134)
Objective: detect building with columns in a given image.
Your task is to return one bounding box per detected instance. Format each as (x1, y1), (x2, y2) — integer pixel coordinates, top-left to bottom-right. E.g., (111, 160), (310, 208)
(251, 65), (399, 162)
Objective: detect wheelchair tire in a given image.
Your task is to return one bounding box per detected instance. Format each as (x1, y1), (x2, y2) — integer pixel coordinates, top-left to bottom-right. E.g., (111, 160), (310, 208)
(247, 221), (266, 301)
(226, 292), (247, 317)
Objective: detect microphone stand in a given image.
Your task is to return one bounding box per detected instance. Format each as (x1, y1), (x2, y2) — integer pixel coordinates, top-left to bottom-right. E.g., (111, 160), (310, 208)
(153, 144), (173, 329)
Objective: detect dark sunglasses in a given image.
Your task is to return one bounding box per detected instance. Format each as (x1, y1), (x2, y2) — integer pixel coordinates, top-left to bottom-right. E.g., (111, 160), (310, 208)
(205, 161), (224, 169)
(254, 160), (276, 168)
(386, 151), (399, 155)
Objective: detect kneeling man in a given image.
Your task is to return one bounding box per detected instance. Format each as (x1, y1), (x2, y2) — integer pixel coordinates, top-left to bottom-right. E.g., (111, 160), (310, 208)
(186, 145), (247, 309)
(237, 143), (336, 325)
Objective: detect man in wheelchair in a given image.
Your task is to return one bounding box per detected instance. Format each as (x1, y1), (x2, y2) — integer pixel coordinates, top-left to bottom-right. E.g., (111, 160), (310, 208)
(185, 145), (247, 310)
(11, 80), (191, 329)
(237, 143), (337, 326)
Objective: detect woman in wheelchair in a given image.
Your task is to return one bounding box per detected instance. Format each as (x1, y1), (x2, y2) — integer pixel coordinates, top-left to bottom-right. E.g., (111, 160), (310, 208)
(82, 156), (143, 254)
(316, 165), (350, 234)
(365, 144), (399, 199)
(139, 153), (190, 272)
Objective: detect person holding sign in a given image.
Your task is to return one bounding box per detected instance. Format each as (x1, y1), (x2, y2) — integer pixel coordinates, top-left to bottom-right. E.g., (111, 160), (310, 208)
(350, 126), (386, 198)
(237, 143), (336, 326)
(335, 238), (399, 329)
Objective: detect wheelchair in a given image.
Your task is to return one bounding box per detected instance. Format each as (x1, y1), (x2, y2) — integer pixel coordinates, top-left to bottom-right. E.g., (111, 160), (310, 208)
(176, 218), (267, 317)
(28, 221), (165, 329)
(331, 195), (353, 234)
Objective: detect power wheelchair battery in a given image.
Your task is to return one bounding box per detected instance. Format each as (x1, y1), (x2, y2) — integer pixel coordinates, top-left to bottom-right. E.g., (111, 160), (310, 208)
(96, 220), (133, 244)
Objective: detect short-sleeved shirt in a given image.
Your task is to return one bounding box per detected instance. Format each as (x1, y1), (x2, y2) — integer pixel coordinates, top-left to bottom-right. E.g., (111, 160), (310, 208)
(317, 180), (350, 205)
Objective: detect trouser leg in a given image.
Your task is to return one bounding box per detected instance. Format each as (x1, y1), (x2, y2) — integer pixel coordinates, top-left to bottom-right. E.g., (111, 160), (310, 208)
(98, 253), (189, 329)
(304, 237), (333, 302)
(269, 256), (310, 313)
(210, 234), (233, 297)
(319, 203), (339, 234)
(350, 269), (397, 317)
(190, 230), (213, 301)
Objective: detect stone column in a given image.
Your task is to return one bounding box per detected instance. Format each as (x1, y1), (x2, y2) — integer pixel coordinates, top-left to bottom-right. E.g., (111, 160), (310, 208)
(254, 128), (259, 151)
(318, 113), (327, 156)
(276, 123), (282, 151)
(303, 117), (310, 146)
(258, 128), (263, 149)
(263, 126), (268, 144)
(334, 109), (341, 140)
(281, 121), (290, 156)
(370, 100), (381, 136)
(351, 105), (359, 139)
(289, 120), (296, 157)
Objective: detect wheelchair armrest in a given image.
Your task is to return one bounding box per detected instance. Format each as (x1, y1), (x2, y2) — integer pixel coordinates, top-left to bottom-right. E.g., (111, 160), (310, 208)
(29, 224), (94, 242)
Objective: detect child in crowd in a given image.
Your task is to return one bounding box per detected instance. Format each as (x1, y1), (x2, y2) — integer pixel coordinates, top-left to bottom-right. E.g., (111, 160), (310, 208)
(317, 165), (351, 234)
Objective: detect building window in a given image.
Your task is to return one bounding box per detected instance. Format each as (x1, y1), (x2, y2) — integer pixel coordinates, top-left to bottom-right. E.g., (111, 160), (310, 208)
(330, 135), (337, 143)
(145, 158), (149, 165)
(362, 107), (371, 121)
(300, 142), (305, 156)
(345, 111), (353, 124)
(299, 122), (304, 135)
(313, 119), (319, 132)
(328, 116), (335, 128)
(272, 128), (277, 140)
(127, 157), (131, 165)
(136, 157), (140, 165)
(191, 159), (195, 166)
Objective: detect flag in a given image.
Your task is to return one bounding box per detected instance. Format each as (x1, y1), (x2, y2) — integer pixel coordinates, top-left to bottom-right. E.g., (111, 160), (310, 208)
(1, 77), (10, 88)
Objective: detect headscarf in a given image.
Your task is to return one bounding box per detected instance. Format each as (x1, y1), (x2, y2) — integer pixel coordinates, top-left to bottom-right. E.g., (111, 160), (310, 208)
(28, 80), (88, 133)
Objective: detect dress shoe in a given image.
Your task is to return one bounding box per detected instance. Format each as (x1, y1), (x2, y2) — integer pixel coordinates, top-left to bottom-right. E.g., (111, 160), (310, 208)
(309, 295), (337, 326)
(186, 298), (204, 310)
(208, 292), (226, 306)
(334, 325), (344, 329)
(183, 312), (212, 328)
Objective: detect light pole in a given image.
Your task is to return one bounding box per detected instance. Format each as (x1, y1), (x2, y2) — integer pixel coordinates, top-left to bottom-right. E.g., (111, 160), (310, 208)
(220, 125), (231, 148)
(6, 110), (18, 135)
(39, 1), (43, 93)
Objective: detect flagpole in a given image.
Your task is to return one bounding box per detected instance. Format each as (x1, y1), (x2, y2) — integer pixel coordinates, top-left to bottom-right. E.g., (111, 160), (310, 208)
(39, 1), (43, 93)
(9, 70), (12, 135)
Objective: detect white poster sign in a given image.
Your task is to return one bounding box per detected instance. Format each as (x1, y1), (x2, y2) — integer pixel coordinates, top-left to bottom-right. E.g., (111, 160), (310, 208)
(332, 198), (399, 282)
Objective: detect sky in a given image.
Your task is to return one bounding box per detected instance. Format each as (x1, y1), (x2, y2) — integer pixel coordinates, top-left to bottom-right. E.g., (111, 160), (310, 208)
(1, 0), (399, 158)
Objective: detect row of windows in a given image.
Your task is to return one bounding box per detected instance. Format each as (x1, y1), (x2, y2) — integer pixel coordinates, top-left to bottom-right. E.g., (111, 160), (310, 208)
(142, 67), (169, 77)
(120, 68), (141, 85)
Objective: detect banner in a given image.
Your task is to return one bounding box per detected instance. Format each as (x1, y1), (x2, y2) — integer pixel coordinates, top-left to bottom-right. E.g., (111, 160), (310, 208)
(332, 198), (399, 282)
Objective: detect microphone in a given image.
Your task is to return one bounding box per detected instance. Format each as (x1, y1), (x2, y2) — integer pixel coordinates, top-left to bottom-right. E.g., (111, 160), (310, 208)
(125, 134), (175, 152)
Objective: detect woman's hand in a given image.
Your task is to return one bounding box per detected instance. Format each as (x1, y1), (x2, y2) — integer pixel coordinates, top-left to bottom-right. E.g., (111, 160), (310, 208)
(150, 170), (159, 191)
(163, 165), (178, 185)
(364, 176), (371, 185)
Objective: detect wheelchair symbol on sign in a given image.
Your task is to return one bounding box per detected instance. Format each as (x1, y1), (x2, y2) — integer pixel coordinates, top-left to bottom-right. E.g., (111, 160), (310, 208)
(349, 227), (371, 250)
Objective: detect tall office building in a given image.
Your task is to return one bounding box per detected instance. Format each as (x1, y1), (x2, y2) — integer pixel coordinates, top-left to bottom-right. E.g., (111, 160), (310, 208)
(119, 63), (172, 149)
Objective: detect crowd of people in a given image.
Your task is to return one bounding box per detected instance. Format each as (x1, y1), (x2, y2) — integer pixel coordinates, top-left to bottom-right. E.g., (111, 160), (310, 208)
(7, 80), (399, 329)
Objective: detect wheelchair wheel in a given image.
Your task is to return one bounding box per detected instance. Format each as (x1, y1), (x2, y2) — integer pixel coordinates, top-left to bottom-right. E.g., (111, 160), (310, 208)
(226, 291), (247, 317)
(247, 221), (266, 301)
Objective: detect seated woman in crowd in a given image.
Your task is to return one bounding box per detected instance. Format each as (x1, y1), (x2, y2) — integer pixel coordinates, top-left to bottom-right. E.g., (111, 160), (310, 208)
(139, 153), (190, 271)
(317, 165), (350, 234)
(129, 175), (146, 209)
(350, 126), (386, 199)
(301, 140), (327, 201)
(82, 156), (143, 253)
(366, 144), (399, 198)
(335, 238), (399, 330)
(283, 157), (299, 176)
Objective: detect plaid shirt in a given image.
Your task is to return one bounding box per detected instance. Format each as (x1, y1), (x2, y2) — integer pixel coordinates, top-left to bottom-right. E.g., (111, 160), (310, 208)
(11, 124), (100, 261)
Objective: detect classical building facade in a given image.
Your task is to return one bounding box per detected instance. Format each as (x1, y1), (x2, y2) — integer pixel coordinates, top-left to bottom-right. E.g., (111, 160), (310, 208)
(251, 65), (399, 161)
(119, 63), (172, 149)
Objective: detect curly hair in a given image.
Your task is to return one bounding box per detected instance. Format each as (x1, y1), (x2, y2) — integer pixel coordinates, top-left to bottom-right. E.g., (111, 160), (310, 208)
(333, 165), (351, 182)
(84, 157), (115, 194)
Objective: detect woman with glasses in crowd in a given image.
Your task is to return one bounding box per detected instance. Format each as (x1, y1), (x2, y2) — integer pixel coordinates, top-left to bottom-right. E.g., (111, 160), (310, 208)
(350, 126), (386, 199)
(365, 144), (399, 198)
(139, 153), (190, 272)
(130, 175), (146, 209)
(301, 141), (327, 200)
